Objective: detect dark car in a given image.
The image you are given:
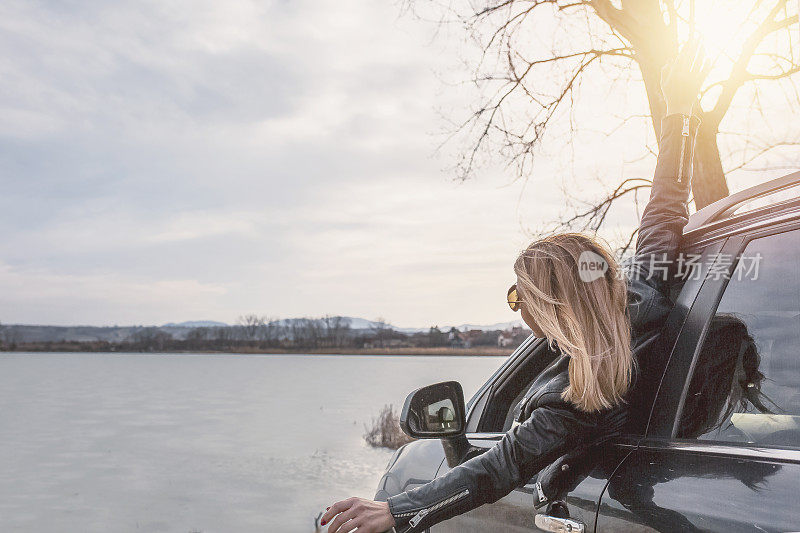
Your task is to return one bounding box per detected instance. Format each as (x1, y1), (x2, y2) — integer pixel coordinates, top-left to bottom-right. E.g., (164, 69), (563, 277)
(375, 170), (800, 532)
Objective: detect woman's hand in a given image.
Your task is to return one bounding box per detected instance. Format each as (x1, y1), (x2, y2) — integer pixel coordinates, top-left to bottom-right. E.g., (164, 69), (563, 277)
(320, 497), (395, 533)
(661, 37), (711, 116)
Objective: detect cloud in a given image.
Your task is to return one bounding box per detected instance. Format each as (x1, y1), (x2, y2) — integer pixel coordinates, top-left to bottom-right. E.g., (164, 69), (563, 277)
(0, 0), (538, 327)
(9, 0), (787, 327)
(0, 260), (227, 325)
(2, 0), (499, 326)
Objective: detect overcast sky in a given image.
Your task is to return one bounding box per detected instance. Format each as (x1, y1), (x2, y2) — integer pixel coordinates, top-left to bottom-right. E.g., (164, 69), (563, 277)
(1, 1), (796, 327)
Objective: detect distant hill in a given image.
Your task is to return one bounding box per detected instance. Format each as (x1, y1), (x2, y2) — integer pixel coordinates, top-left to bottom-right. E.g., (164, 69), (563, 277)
(0, 316), (527, 344)
(268, 317), (524, 333)
(269, 316), (385, 330)
(454, 320), (525, 332)
(162, 320), (229, 328)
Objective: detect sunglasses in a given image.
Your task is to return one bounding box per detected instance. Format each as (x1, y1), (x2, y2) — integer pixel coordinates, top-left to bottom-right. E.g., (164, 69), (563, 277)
(507, 284), (523, 312)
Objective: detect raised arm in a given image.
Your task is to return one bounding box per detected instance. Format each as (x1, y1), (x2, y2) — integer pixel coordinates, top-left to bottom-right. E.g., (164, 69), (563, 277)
(628, 39), (710, 330)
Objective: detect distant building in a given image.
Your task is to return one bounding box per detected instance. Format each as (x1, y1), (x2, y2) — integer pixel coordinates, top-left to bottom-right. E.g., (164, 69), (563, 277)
(448, 328), (488, 348)
(498, 326), (530, 348)
(497, 330), (515, 347)
(448, 327), (463, 348)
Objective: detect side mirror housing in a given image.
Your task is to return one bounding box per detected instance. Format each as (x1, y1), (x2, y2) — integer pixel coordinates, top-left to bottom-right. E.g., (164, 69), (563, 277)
(400, 381), (466, 439)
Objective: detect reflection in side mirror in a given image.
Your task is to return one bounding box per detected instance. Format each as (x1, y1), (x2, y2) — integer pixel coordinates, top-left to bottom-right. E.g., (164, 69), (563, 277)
(400, 381), (466, 439)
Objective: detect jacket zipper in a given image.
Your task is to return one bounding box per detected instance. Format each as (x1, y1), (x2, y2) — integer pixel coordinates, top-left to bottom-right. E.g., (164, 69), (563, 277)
(677, 115), (690, 184)
(394, 488), (470, 529)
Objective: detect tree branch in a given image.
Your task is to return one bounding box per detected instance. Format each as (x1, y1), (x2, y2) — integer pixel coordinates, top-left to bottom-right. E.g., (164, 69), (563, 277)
(709, 2), (796, 128)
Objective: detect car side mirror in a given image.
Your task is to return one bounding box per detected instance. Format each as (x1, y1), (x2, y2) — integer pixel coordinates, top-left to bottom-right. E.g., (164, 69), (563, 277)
(400, 381), (466, 439)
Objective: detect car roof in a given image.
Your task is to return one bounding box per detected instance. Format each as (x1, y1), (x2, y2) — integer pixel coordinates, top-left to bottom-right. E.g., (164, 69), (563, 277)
(683, 170), (800, 245)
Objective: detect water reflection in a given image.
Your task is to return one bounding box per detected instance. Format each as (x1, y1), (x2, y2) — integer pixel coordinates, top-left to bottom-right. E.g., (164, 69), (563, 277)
(0, 352), (505, 532)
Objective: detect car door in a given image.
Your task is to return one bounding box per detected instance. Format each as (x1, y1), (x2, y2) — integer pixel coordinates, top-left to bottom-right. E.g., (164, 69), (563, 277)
(597, 226), (800, 532)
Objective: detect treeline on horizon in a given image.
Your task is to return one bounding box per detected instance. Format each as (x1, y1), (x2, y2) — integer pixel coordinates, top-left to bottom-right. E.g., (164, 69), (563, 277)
(0, 315), (530, 353)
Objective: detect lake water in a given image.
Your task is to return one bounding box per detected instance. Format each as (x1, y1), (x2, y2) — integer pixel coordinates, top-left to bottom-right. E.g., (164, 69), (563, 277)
(0, 352), (506, 532)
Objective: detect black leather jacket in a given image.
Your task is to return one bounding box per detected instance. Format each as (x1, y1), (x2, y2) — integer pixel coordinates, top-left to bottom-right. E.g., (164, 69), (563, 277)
(386, 113), (702, 532)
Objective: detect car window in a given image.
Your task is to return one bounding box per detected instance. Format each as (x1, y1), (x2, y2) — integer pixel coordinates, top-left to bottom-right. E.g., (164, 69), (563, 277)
(677, 230), (800, 448)
(471, 338), (558, 433)
(505, 377), (536, 431)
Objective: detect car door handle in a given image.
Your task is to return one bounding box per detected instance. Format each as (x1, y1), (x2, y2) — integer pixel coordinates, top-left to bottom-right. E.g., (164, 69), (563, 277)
(534, 513), (585, 533)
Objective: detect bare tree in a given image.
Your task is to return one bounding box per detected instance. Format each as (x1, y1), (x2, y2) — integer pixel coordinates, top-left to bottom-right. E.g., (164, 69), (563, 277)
(131, 328), (172, 352)
(334, 316), (352, 347)
(212, 326), (235, 350)
(291, 318), (322, 349)
(238, 314), (266, 342)
(186, 327), (210, 350)
(370, 317), (393, 348)
(321, 315), (352, 347)
(427, 325), (447, 347)
(262, 317), (282, 346)
(407, 0), (799, 246)
(1, 323), (21, 348)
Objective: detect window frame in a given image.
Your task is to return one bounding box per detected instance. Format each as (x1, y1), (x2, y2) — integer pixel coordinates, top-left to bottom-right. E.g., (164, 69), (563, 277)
(464, 334), (541, 433)
(464, 335), (556, 434)
(620, 238), (728, 439)
(664, 221), (800, 450)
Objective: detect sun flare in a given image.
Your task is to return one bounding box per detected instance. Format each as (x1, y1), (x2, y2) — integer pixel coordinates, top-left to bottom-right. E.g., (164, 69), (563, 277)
(676, 1), (798, 108)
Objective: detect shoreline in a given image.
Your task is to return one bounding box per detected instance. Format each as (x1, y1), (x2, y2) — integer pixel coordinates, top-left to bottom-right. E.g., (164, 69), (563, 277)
(250, 346), (514, 356)
(1, 346), (515, 357)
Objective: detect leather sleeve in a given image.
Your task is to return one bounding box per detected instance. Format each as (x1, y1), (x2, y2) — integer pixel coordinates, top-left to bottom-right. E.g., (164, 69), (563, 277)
(387, 395), (597, 531)
(627, 113), (700, 332)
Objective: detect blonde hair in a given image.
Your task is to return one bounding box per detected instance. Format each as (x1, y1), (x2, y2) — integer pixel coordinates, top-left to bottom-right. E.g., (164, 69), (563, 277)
(514, 233), (633, 412)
